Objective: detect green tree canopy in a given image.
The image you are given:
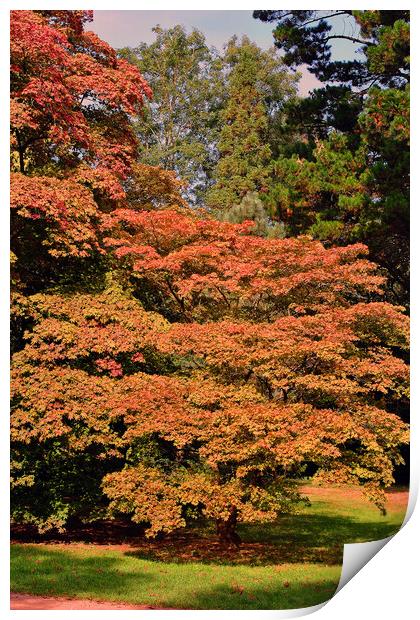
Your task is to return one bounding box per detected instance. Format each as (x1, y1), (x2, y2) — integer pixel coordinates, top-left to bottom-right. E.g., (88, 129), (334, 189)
(119, 26), (224, 205)
(253, 10), (409, 89)
(206, 36), (297, 211)
(256, 10), (410, 305)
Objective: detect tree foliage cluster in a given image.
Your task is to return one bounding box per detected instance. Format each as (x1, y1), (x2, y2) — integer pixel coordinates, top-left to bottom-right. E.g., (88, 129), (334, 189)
(117, 12), (409, 304)
(254, 10), (409, 304)
(10, 10), (409, 542)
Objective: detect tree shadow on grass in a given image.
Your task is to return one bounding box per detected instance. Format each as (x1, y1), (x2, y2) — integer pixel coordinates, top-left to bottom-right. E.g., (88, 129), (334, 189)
(10, 545), (153, 603)
(11, 519), (146, 546)
(11, 544), (341, 610)
(240, 510), (403, 547)
(12, 506), (405, 569)
(125, 511), (403, 567)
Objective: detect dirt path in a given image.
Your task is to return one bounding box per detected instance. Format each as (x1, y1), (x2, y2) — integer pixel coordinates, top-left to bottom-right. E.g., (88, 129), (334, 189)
(11, 592), (159, 610)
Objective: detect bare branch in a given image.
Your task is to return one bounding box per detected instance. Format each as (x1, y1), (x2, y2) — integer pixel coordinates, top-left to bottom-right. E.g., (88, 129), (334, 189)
(324, 35), (375, 46)
(301, 11), (352, 28)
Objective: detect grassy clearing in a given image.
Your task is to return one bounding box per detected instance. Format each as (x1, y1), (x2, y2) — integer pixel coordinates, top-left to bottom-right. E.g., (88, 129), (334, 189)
(10, 485), (408, 610)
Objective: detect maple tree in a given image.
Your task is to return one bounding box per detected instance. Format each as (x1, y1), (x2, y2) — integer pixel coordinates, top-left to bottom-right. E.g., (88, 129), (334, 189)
(10, 9), (186, 349)
(10, 9), (152, 293)
(12, 208), (409, 540)
(103, 207), (388, 321)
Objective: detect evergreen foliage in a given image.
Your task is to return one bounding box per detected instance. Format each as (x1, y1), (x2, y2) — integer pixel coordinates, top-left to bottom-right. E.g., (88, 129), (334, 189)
(206, 36), (297, 211)
(220, 192), (285, 238)
(255, 10), (410, 305)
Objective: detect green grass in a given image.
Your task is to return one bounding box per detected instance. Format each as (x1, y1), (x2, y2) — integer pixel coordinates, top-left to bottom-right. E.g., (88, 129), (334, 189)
(239, 485), (408, 563)
(10, 546), (339, 609)
(10, 485), (408, 610)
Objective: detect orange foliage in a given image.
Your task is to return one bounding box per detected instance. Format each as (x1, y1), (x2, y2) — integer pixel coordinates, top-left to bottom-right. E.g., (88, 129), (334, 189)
(12, 208), (409, 534)
(10, 10), (151, 259)
(104, 208), (385, 321)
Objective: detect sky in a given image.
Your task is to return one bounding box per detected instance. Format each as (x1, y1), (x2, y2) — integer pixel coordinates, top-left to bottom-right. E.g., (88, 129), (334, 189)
(90, 10), (360, 97)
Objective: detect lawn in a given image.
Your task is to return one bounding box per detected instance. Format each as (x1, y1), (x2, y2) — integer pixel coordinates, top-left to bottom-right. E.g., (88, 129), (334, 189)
(10, 484), (408, 610)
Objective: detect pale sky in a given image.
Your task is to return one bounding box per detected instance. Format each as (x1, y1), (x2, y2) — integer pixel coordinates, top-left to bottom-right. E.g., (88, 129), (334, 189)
(90, 10), (359, 97)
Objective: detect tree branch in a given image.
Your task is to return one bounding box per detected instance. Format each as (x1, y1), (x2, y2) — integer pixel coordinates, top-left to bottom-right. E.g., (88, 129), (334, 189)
(165, 276), (192, 321)
(324, 35), (374, 46)
(301, 11), (351, 27)
(216, 286), (231, 308)
(14, 130), (25, 174)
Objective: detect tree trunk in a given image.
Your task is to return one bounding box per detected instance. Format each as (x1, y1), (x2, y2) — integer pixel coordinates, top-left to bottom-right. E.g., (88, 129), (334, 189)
(216, 506), (241, 546)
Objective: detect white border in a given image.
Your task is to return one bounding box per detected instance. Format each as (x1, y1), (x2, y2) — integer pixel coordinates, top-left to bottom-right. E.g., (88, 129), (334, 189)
(2, 2), (419, 618)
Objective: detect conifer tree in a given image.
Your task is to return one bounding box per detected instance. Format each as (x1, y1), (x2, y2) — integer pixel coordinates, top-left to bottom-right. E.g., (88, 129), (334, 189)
(220, 191), (285, 238)
(255, 11), (410, 305)
(207, 36), (296, 211)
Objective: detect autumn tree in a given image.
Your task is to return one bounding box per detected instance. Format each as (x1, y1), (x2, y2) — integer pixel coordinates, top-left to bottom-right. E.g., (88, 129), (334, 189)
(10, 10), (188, 353)
(10, 283), (170, 530)
(119, 26), (224, 205)
(97, 212), (410, 540)
(206, 36), (297, 211)
(10, 10), (154, 295)
(12, 207), (409, 540)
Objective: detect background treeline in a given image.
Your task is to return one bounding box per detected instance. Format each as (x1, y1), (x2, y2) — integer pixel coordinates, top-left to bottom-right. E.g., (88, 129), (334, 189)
(120, 10), (409, 306)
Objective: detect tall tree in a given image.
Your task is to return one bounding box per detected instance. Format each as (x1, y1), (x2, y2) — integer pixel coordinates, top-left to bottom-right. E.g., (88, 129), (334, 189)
(206, 36), (297, 211)
(254, 11), (410, 305)
(12, 208), (409, 537)
(119, 26), (224, 205)
(253, 10), (409, 89)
